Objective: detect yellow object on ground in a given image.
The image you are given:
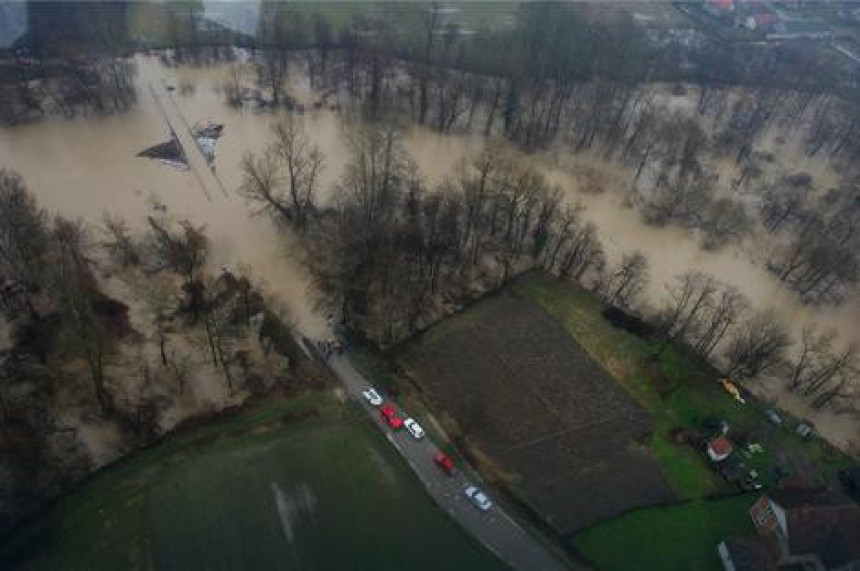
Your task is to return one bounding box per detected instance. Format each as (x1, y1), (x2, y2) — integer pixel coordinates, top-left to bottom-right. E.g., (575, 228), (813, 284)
(719, 379), (746, 404)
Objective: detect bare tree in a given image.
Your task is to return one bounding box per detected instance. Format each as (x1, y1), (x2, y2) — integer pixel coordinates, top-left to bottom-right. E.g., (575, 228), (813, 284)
(654, 271), (718, 356)
(556, 221), (604, 282)
(48, 217), (113, 413)
(789, 325), (858, 406)
(146, 217), (207, 287)
(759, 174), (812, 233)
(222, 63), (245, 107)
(413, 2), (441, 126)
(199, 276), (235, 390)
(269, 116), (325, 229)
(654, 271), (749, 360)
(731, 157), (763, 193)
(789, 325), (836, 391)
(599, 250), (649, 309)
(770, 210), (860, 305)
(101, 213), (139, 267)
(145, 217), (208, 322)
(0, 170), (50, 318)
(255, 50), (288, 107)
(726, 310), (792, 379)
(137, 275), (177, 367)
(643, 162), (715, 227)
(701, 198), (750, 250)
(240, 150), (290, 223)
(338, 122), (411, 230)
(690, 285), (748, 359)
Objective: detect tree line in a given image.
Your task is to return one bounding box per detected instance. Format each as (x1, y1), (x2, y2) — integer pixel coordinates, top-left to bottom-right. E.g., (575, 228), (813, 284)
(241, 118), (607, 345)
(241, 119), (859, 412)
(229, 4), (860, 300)
(0, 56), (137, 125)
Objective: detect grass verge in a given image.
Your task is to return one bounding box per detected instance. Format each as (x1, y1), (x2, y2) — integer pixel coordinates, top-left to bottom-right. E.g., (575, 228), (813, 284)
(572, 494), (758, 571)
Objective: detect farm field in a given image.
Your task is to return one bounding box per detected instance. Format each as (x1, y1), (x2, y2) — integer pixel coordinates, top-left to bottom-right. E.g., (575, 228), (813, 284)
(398, 288), (675, 534)
(0, 392), (507, 571)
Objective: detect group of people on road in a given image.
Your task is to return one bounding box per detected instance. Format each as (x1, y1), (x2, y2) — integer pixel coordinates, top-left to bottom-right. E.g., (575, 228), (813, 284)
(318, 337), (343, 360)
(318, 314), (345, 360)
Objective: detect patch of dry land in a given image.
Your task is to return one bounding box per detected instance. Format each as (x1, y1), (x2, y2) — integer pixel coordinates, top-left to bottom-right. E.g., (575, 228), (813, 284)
(399, 289), (674, 533)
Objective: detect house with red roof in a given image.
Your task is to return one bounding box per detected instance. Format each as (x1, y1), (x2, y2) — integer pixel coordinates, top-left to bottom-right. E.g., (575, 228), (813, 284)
(718, 487), (860, 570)
(707, 436), (733, 462)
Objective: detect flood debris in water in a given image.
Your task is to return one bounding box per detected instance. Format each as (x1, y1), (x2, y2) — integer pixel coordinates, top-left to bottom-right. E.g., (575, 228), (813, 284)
(192, 121), (224, 168)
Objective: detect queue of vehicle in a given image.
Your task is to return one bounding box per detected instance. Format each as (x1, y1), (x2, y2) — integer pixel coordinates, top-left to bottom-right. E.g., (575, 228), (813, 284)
(360, 383), (493, 513)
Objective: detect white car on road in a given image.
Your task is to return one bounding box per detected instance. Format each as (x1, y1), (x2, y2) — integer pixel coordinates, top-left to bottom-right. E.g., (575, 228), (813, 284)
(404, 418), (425, 439)
(361, 387), (383, 406)
(464, 485), (493, 511)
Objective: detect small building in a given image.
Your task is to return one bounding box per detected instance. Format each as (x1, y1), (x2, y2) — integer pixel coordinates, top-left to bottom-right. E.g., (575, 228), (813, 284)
(743, 11), (777, 31)
(767, 20), (834, 41)
(707, 436), (733, 462)
(719, 487), (860, 570)
(704, 0), (735, 14)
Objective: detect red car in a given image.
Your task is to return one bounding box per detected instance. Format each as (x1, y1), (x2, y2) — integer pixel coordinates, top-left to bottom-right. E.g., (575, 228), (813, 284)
(380, 403), (404, 430)
(434, 451), (456, 476)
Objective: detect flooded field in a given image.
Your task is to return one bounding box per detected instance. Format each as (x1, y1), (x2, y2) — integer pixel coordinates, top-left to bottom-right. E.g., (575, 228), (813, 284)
(1, 55), (857, 449)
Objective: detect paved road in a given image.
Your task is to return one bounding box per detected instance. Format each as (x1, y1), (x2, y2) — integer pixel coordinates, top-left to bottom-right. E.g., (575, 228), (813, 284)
(148, 83), (229, 202)
(326, 352), (575, 571)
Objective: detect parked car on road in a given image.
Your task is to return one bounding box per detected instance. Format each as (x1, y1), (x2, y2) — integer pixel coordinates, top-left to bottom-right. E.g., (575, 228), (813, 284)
(434, 451), (456, 476)
(464, 485), (493, 511)
(380, 403), (404, 430)
(362, 387), (383, 406)
(404, 418), (425, 439)
(796, 421), (814, 440)
(765, 409), (783, 426)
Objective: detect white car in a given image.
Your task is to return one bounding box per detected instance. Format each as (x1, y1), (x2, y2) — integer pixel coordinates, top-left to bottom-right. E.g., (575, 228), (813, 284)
(464, 485), (493, 511)
(361, 387), (383, 407)
(404, 418), (425, 439)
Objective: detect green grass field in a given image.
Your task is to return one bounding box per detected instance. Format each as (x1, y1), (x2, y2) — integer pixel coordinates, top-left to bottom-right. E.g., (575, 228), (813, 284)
(572, 494), (758, 571)
(1, 392), (507, 571)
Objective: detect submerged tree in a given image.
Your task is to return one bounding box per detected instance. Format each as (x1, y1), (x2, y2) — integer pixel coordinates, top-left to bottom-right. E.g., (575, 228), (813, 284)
(598, 250), (649, 309)
(788, 325), (858, 408)
(145, 216), (208, 322)
(0, 170), (50, 317)
(48, 217), (113, 413)
(240, 117), (325, 230)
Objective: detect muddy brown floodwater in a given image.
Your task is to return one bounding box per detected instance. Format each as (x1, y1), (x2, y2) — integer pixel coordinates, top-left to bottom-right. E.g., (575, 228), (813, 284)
(0, 56), (857, 450)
